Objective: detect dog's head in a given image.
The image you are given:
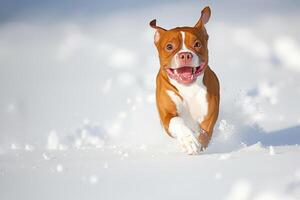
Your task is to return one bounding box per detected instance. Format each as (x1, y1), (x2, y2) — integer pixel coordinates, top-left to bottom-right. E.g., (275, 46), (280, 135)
(150, 7), (211, 85)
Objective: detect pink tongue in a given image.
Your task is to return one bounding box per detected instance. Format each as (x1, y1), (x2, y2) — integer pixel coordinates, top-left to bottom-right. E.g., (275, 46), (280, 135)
(176, 67), (193, 78)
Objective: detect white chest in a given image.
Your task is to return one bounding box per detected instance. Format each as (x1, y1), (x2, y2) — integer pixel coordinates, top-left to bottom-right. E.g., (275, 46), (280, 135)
(168, 75), (208, 131)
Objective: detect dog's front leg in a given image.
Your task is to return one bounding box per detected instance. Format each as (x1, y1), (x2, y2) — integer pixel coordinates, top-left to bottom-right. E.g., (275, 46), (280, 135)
(169, 117), (201, 155)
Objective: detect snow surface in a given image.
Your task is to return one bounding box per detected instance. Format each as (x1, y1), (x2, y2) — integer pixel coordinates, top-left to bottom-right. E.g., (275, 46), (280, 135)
(1, 145), (300, 200)
(0, 0), (300, 199)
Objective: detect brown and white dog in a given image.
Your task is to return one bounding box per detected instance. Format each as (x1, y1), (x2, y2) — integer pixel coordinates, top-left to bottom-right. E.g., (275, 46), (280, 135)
(150, 6), (220, 155)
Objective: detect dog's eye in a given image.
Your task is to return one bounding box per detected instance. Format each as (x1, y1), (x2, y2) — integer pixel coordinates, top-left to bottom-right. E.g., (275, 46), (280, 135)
(166, 43), (174, 51)
(194, 41), (202, 48)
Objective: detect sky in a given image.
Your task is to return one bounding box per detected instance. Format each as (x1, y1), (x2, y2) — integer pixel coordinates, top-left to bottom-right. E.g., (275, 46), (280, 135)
(1, 0), (300, 23)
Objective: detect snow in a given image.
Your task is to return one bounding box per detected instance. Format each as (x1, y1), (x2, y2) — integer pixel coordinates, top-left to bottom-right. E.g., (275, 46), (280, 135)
(274, 36), (300, 72)
(10, 143), (19, 150)
(218, 153), (231, 160)
(215, 172), (223, 180)
(42, 153), (50, 160)
(1, 145), (300, 199)
(47, 130), (60, 150)
(89, 175), (99, 185)
(56, 164), (64, 173)
(109, 48), (137, 68)
(103, 162), (109, 169)
(0, 0), (300, 199)
(269, 146), (276, 155)
(225, 179), (251, 200)
(24, 144), (34, 151)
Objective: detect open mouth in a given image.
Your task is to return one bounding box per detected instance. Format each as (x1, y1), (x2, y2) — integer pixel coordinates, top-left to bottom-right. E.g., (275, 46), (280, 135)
(166, 63), (206, 85)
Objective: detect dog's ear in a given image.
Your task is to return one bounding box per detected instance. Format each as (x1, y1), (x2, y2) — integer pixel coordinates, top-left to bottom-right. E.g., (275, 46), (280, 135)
(195, 6), (211, 28)
(149, 19), (166, 44)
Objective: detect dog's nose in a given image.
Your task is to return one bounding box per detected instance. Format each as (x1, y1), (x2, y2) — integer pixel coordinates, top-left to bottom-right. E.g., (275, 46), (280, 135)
(178, 52), (193, 62)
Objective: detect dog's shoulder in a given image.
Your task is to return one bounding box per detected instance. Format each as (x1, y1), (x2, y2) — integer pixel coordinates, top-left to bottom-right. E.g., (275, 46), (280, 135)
(203, 66), (219, 96)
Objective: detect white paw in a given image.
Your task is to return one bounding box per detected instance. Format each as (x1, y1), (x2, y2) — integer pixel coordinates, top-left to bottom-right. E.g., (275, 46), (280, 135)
(177, 134), (201, 155)
(168, 117), (202, 155)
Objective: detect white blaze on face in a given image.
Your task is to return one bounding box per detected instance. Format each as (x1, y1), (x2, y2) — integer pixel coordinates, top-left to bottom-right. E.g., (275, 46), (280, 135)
(178, 31), (189, 52)
(170, 31), (200, 69)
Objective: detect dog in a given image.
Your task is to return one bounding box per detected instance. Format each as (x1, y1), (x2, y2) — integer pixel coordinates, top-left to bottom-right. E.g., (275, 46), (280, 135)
(150, 6), (220, 155)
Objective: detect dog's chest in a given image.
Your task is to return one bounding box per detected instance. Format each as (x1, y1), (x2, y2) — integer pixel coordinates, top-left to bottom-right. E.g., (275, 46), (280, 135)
(169, 76), (208, 124)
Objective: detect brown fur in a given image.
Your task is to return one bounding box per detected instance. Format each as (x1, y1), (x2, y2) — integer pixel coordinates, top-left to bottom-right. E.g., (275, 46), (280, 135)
(151, 6), (220, 148)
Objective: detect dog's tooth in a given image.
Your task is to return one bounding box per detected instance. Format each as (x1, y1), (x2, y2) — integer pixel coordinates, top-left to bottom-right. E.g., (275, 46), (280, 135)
(192, 68), (195, 74)
(174, 69), (178, 75)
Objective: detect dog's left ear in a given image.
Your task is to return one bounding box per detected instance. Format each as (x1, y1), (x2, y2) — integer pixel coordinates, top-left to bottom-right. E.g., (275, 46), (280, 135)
(195, 6), (211, 27)
(149, 19), (166, 44)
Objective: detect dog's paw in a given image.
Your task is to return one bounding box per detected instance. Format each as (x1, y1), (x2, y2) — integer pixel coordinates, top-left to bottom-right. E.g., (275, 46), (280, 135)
(177, 134), (201, 155)
(198, 129), (209, 150)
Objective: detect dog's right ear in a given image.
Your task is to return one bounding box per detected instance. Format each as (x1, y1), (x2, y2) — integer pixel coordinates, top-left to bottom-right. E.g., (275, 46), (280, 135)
(149, 19), (166, 44)
(195, 6), (211, 28)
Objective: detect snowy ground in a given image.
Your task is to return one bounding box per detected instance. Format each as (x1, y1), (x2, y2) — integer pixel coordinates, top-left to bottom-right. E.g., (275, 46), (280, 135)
(1, 0), (300, 199)
(1, 144), (300, 200)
